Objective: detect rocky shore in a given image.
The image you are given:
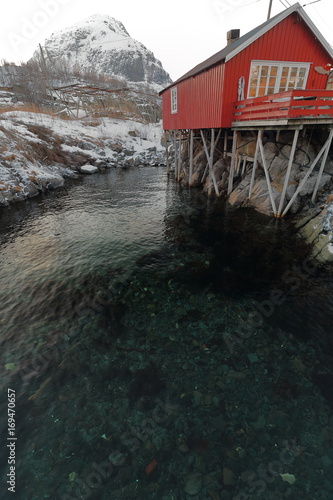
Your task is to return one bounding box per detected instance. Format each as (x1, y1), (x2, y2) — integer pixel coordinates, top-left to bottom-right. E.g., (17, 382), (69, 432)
(0, 110), (165, 206)
(176, 130), (333, 264)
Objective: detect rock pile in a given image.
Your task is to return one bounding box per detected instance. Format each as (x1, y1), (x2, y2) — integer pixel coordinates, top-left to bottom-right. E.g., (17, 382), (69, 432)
(176, 130), (333, 263)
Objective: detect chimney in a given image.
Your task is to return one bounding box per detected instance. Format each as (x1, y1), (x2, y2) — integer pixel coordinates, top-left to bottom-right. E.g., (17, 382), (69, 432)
(227, 29), (240, 46)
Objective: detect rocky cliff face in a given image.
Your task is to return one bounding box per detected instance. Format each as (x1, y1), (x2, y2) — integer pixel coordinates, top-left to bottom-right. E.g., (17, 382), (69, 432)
(33, 14), (172, 89)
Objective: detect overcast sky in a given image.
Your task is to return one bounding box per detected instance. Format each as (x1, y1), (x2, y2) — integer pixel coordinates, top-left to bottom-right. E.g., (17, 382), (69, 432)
(1, 0), (332, 81)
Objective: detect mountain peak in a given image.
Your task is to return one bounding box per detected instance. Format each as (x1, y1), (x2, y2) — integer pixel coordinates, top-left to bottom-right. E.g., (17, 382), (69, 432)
(62, 14), (130, 38)
(36, 15), (171, 88)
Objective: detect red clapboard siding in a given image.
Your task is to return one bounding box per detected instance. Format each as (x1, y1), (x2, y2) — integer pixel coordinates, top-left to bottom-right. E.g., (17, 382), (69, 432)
(162, 64), (225, 130)
(161, 11), (332, 130)
(221, 12), (331, 127)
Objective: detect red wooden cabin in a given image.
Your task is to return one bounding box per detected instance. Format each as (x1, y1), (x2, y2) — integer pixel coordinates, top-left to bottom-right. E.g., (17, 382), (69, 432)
(160, 2), (333, 131)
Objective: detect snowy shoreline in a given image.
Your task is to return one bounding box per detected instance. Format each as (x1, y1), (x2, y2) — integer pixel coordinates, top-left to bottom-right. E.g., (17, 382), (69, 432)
(0, 110), (165, 207)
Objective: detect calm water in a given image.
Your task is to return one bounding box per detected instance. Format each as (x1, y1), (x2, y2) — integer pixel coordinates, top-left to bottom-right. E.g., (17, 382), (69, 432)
(0, 167), (333, 500)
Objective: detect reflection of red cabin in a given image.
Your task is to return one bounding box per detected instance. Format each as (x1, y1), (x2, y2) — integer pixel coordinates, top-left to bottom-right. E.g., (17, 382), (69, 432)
(160, 2), (333, 130)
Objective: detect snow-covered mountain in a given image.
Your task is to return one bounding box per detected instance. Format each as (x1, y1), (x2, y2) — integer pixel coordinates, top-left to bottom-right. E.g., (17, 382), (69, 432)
(34, 14), (172, 89)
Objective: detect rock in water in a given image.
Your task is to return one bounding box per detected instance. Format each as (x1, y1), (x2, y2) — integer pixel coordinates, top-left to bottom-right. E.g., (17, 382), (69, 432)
(79, 164), (98, 174)
(184, 472), (203, 496)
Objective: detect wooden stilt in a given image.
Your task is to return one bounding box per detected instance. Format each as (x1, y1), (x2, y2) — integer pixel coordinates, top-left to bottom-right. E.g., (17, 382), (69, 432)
(165, 131), (170, 174)
(223, 131), (228, 159)
(311, 128), (333, 202)
(249, 130), (262, 199)
(208, 128), (215, 195)
(200, 129), (221, 196)
(228, 130), (238, 194)
(177, 133), (182, 181)
(235, 155), (240, 175)
(189, 129), (194, 186)
(277, 128), (300, 216)
(282, 129), (333, 216)
(258, 132), (277, 214)
(201, 162), (209, 183)
(241, 157), (247, 176)
(173, 131), (177, 180)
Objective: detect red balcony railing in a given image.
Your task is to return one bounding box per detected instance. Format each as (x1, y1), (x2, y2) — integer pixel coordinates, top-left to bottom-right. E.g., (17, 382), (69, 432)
(234, 90), (333, 122)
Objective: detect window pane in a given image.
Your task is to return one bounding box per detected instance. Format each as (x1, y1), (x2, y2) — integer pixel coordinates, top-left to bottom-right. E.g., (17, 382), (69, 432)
(259, 76), (267, 87)
(250, 65), (259, 79)
(267, 87), (275, 94)
(249, 87), (257, 97)
(296, 77), (305, 89)
(299, 68), (306, 78)
(269, 77), (276, 87)
(290, 67), (298, 78)
(282, 67), (289, 77)
(270, 66), (278, 76)
(261, 66), (269, 76)
(279, 80), (287, 92)
(258, 87), (266, 97)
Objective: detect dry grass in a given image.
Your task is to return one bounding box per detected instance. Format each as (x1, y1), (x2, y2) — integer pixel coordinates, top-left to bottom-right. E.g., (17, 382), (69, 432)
(0, 104), (75, 120)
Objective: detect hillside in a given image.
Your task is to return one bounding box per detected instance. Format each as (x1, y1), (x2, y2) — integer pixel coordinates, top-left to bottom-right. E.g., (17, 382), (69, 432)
(33, 14), (172, 90)
(0, 110), (165, 206)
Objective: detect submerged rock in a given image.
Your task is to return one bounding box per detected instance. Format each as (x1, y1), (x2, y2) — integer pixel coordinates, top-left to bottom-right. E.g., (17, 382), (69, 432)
(128, 362), (165, 407)
(184, 472), (203, 496)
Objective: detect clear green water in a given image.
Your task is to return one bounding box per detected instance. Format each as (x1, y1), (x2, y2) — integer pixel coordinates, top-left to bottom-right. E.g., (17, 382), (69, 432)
(0, 167), (333, 500)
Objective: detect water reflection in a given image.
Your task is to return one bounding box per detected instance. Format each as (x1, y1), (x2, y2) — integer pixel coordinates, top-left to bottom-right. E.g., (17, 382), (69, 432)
(0, 167), (332, 499)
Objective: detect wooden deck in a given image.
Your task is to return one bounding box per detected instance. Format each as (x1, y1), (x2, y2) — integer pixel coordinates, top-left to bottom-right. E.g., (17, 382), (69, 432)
(232, 90), (333, 129)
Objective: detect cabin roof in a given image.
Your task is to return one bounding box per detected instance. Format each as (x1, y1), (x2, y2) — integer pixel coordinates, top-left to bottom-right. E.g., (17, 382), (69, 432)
(160, 2), (333, 94)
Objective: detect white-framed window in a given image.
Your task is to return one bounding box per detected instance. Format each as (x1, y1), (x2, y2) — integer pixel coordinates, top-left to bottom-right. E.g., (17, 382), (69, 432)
(248, 61), (310, 98)
(171, 86), (177, 114)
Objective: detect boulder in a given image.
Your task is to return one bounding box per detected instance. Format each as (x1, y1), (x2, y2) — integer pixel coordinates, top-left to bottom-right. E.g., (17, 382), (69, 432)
(228, 178), (251, 206)
(300, 203), (333, 262)
(79, 164), (99, 174)
(190, 171), (202, 187)
(298, 174), (331, 197)
(249, 178), (281, 215)
(258, 141), (278, 167)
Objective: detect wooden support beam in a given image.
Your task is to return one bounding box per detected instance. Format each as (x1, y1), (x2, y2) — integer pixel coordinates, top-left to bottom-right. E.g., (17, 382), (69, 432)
(189, 130), (194, 186)
(235, 155), (240, 175)
(209, 128), (215, 195)
(241, 157), (247, 176)
(249, 130), (262, 199)
(282, 130), (333, 217)
(258, 132), (277, 214)
(165, 131), (170, 174)
(200, 129), (220, 196)
(173, 132), (178, 180)
(311, 128), (333, 203)
(228, 130), (238, 194)
(212, 129), (222, 194)
(201, 130), (213, 194)
(177, 133), (182, 181)
(223, 131), (228, 159)
(277, 128), (300, 217)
